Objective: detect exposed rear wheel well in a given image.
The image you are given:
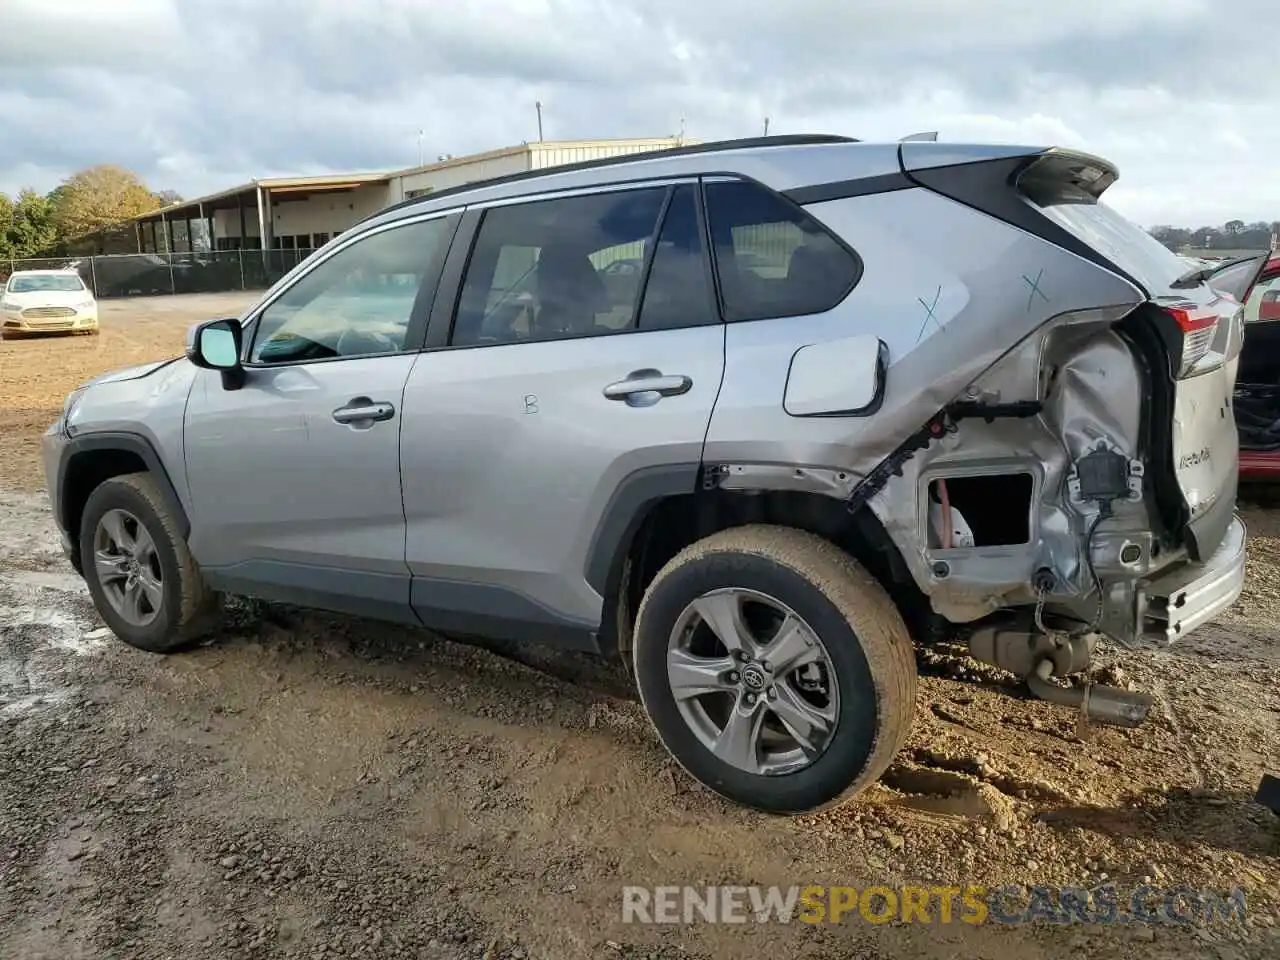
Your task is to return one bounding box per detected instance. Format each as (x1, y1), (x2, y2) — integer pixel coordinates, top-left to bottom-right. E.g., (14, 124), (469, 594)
(603, 488), (940, 659)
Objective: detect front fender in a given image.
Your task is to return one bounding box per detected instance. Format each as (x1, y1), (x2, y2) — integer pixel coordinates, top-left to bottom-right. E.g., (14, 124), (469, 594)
(57, 431), (191, 546)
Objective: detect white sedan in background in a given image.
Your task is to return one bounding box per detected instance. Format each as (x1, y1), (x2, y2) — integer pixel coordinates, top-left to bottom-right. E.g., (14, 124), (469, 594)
(0, 269), (99, 337)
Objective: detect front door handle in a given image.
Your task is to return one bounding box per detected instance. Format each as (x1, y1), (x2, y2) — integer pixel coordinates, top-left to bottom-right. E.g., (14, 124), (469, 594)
(332, 397), (396, 425)
(603, 369), (693, 407)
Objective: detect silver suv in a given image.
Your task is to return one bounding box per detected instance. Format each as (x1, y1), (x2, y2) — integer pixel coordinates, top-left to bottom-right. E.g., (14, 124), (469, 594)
(42, 135), (1251, 814)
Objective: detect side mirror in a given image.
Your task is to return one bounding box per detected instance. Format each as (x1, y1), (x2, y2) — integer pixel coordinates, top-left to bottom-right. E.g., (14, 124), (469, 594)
(186, 318), (246, 390)
(783, 336), (888, 417)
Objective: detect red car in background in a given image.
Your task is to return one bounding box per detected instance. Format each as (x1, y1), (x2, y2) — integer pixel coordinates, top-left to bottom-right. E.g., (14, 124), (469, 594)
(1258, 286), (1280, 322)
(1226, 253), (1280, 479)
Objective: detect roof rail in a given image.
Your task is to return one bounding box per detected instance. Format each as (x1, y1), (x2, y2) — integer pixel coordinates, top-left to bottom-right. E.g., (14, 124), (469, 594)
(371, 133), (860, 221)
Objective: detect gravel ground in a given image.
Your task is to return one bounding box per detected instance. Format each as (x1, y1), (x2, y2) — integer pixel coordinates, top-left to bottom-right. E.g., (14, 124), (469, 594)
(0, 297), (1276, 959)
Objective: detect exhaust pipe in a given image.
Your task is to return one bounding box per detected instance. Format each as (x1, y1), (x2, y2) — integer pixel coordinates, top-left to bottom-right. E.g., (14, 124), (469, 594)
(1026, 658), (1154, 728)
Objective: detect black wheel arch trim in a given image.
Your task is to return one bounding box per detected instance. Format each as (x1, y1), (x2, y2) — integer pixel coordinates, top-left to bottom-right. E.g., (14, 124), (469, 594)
(583, 462), (703, 596)
(59, 431), (191, 540)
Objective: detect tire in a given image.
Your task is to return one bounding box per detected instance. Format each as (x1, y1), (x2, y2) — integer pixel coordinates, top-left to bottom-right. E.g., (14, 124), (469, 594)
(632, 524), (916, 814)
(79, 472), (218, 653)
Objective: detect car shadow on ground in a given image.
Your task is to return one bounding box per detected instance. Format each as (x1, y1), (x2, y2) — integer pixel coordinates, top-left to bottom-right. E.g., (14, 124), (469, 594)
(198, 595), (641, 704)
(1035, 788), (1280, 860)
(208, 593), (640, 701)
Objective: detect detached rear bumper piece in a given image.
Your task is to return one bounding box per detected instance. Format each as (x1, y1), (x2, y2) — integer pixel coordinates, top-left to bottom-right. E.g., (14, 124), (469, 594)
(1144, 516), (1246, 643)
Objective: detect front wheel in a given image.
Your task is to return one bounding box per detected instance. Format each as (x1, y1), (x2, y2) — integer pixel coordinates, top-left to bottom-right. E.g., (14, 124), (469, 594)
(632, 525), (917, 814)
(79, 472), (218, 652)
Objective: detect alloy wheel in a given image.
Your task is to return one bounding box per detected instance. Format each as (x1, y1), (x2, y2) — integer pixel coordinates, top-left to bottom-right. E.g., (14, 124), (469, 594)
(92, 508), (163, 627)
(666, 587), (840, 776)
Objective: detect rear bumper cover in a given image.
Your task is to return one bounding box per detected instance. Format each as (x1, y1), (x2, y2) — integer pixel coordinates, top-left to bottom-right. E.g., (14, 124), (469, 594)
(1144, 515), (1246, 643)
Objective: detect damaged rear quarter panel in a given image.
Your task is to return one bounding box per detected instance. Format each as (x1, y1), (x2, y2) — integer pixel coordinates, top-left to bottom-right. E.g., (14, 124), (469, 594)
(702, 186), (1144, 614)
(878, 317), (1156, 624)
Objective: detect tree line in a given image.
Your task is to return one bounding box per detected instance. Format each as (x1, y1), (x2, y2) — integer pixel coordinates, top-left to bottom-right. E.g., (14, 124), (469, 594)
(1149, 220), (1279, 253)
(0, 165), (180, 261)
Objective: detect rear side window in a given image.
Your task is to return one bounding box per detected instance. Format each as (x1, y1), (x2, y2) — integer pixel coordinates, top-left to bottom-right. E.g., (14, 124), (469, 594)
(704, 180), (860, 322)
(450, 188), (666, 346)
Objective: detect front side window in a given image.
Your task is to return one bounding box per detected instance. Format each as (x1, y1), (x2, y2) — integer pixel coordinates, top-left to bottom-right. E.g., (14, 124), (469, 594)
(249, 217), (451, 364)
(704, 180), (860, 322)
(450, 187), (669, 346)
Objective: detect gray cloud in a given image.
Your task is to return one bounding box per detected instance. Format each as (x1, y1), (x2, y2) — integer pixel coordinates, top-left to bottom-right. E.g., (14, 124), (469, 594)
(1, 0), (1276, 225)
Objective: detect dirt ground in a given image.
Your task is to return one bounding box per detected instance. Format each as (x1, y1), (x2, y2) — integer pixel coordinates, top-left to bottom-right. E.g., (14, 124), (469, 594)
(0, 295), (1276, 960)
(0, 293), (256, 492)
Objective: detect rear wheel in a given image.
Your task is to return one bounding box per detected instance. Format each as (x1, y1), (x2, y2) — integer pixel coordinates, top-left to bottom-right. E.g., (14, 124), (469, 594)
(632, 524), (916, 813)
(79, 472), (218, 652)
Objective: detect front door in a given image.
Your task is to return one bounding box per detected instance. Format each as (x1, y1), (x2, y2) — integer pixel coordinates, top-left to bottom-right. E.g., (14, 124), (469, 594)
(400, 182), (726, 644)
(183, 213), (458, 621)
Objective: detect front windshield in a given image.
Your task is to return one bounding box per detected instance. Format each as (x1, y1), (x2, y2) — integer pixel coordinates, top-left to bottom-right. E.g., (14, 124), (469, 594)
(7, 274), (86, 294)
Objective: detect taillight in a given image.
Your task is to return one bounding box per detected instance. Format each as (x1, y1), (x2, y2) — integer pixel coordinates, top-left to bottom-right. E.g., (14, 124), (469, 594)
(1164, 305), (1221, 377)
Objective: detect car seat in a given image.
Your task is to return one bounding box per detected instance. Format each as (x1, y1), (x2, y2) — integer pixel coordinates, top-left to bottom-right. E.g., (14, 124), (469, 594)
(534, 249), (608, 337)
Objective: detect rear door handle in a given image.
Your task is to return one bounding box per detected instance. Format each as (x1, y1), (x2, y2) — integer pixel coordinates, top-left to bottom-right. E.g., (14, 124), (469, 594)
(332, 397), (395, 425)
(603, 369), (693, 406)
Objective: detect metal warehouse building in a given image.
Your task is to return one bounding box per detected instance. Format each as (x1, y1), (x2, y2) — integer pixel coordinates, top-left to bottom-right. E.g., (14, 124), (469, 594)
(127, 138), (691, 256)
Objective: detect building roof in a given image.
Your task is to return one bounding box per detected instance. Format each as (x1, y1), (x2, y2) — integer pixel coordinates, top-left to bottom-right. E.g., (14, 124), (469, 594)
(388, 137), (690, 179)
(124, 138), (695, 226)
(133, 171), (394, 223)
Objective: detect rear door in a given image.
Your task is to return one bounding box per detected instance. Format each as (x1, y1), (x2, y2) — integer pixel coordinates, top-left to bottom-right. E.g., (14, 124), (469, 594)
(399, 181), (725, 643)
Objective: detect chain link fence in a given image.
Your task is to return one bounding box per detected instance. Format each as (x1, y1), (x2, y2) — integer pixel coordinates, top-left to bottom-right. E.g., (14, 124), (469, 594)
(0, 249), (318, 299)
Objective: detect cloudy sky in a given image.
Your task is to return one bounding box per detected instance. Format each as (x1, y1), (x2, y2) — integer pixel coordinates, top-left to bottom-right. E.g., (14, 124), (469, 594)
(1, 0), (1275, 227)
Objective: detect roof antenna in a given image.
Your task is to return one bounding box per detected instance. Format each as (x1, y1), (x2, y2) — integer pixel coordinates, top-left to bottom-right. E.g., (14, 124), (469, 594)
(763, 116), (770, 136)
(535, 100), (544, 142)
(900, 131), (939, 142)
